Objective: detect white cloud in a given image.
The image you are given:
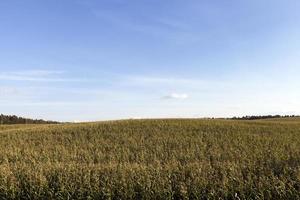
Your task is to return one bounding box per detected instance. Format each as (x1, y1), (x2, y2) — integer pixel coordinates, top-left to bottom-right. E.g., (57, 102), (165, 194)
(124, 75), (231, 87)
(128, 76), (197, 85)
(0, 70), (91, 82)
(0, 87), (20, 96)
(12, 70), (64, 76)
(163, 93), (189, 100)
(91, 8), (202, 45)
(0, 70), (62, 81)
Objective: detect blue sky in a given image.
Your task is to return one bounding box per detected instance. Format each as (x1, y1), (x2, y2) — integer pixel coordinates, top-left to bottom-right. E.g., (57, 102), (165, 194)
(1, 0), (300, 121)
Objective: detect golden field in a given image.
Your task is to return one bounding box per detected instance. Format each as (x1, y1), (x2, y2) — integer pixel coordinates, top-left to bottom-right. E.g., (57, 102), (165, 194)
(0, 119), (299, 199)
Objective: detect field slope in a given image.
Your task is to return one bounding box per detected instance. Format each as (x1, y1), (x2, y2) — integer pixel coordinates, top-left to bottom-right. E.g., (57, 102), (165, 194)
(0, 119), (300, 199)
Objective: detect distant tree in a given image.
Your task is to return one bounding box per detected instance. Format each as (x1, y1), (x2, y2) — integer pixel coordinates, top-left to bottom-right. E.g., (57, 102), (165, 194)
(0, 114), (59, 125)
(230, 115), (299, 120)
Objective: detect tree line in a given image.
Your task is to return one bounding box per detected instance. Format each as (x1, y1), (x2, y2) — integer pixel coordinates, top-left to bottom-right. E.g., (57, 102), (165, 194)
(230, 115), (299, 120)
(0, 114), (59, 125)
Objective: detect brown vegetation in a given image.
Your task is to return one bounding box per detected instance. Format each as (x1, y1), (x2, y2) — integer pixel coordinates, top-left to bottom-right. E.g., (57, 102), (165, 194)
(0, 119), (299, 199)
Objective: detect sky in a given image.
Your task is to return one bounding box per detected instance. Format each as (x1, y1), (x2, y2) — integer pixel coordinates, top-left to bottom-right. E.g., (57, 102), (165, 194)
(1, 0), (300, 122)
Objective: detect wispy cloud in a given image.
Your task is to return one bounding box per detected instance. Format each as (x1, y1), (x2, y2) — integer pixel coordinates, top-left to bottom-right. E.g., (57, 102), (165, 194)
(93, 10), (169, 37)
(11, 70), (64, 76)
(91, 9), (201, 44)
(127, 76), (201, 85)
(0, 87), (20, 96)
(0, 70), (91, 82)
(163, 93), (189, 100)
(124, 75), (232, 89)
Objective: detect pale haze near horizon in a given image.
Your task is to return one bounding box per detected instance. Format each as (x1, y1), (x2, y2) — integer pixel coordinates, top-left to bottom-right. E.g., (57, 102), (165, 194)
(1, 0), (300, 122)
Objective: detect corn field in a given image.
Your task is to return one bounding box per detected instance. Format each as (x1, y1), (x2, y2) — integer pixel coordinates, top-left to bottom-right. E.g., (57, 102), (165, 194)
(0, 119), (300, 199)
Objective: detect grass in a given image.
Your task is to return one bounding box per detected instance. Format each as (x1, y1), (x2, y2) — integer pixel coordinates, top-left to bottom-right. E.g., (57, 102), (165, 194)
(0, 119), (299, 199)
